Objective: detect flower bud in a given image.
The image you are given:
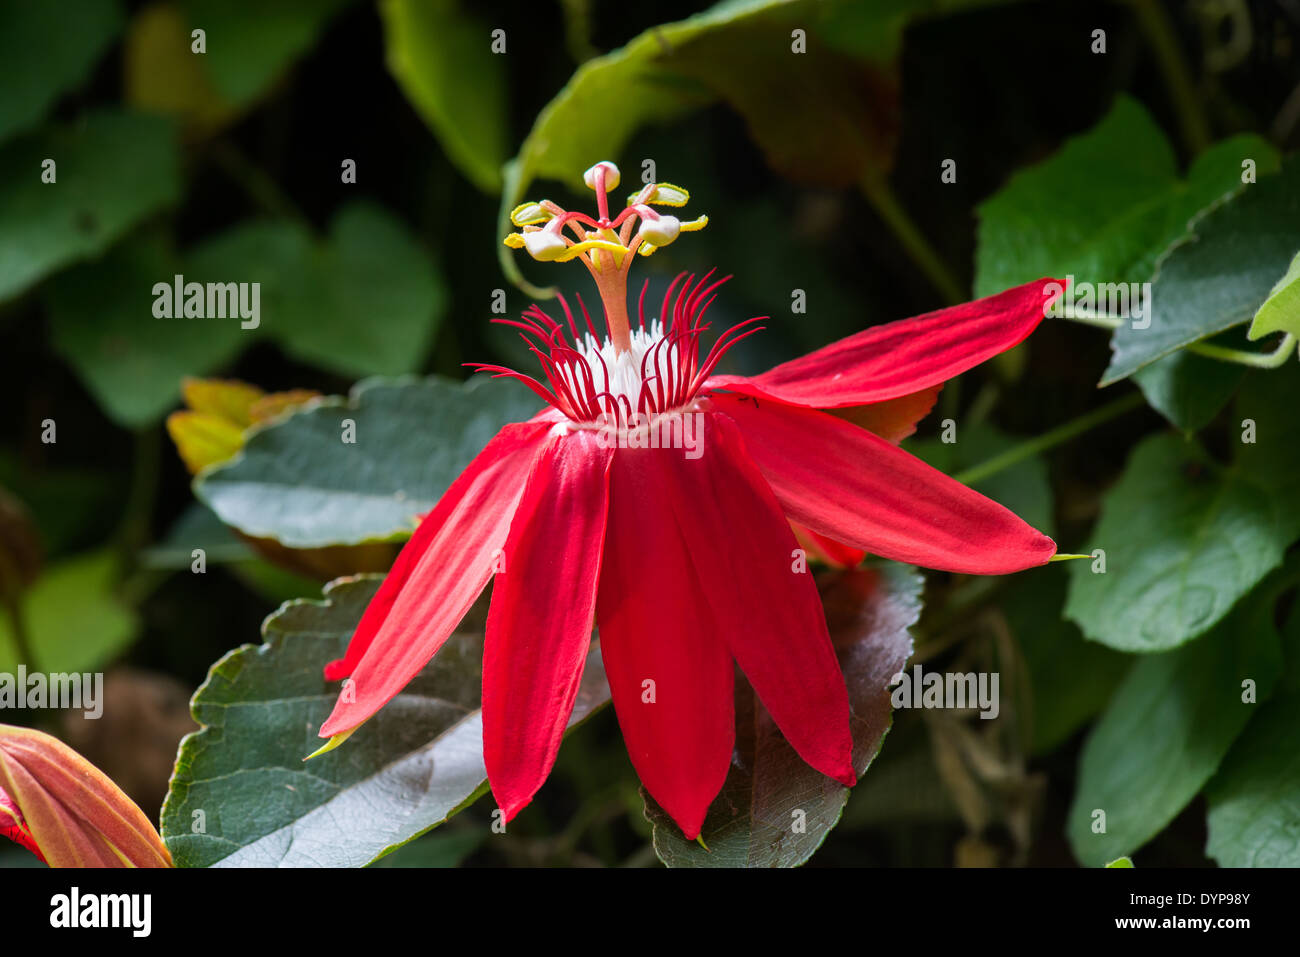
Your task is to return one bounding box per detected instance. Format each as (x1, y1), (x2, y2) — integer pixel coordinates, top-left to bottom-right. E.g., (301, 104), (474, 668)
(0, 724), (172, 867)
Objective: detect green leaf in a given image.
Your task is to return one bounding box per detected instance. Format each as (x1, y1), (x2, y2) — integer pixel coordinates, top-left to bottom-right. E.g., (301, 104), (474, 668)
(1001, 565), (1127, 755)
(0, 110), (180, 302)
(1066, 592), (1283, 867)
(178, 0), (350, 105)
(1247, 251), (1300, 341)
(47, 203), (444, 427)
(908, 423), (1054, 536)
(1205, 692), (1300, 867)
(973, 96), (1278, 427)
(272, 202), (446, 377)
(1065, 432), (1297, 652)
(196, 375), (538, 548)
(379, 0), (507, 192)
(1106, 856), (1134, 868)
(645, 562), (920, 867)
(975, 97), (1277, 299)
(47, 235), (246, 427)
(0, 550), (137, 675)
(1103, 157), (1300, 384)
(1235, 369), (1300, 539)
(161, 576), (611, 867)
(501, 0), (914, 291)
(1132, 351), (1245, 434)
(0, 0), (124, 143)
(367, 827), (485, 867)
(141, 503), (254, 569)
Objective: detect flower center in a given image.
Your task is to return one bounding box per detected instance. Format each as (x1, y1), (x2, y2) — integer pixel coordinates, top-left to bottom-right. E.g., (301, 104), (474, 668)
(471, 271), (763, 427)
(488, 162), (764, 427)
(503, 161), (710, 356)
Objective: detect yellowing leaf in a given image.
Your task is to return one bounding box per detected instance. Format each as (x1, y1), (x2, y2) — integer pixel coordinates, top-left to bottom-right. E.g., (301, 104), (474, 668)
(180, 376), (264, 427)
(167, 378), (320, 474)
(124, 3), (235, 136)
(249, 388), (320, 423)
(166, 411), (246, 475)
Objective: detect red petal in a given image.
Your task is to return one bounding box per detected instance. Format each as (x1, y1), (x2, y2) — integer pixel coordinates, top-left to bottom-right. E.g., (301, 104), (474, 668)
(483, 431), (613, 821)
(596, 444), (735, 840)
(792, 521), (866, 569)
(708, 278), (1061, 408)
(673, 414), (855, 787)
(319, 420), (551, 738)
(712, 395), (1056, 574)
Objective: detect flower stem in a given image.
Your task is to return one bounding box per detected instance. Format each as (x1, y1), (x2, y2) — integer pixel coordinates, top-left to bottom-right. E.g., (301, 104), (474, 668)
(1127, 0), (1212, 155)
(953, 392), (1146, 486)
(860, 173), (965, 305)
(1185, 334), (1297, 368)
(1055, 308), (1298, 368)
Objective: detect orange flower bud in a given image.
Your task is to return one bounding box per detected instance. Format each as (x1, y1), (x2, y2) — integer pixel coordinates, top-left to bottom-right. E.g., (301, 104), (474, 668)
(0, 724), (171, 868)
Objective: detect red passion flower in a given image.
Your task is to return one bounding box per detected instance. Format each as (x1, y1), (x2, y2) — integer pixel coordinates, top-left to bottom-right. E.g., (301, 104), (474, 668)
(315, 161), (1060, 839)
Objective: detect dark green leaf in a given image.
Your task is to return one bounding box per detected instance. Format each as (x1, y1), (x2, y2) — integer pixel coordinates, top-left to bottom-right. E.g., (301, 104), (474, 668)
(367, 827), (485, 867)
(380, 0), (508, 192)
(973, 96), (1277, 427)
(197, 375), (538, 547)
(1103, 158), (1300, 384)
(975, 97), (1276, 299)
(48, 203), (444, 426)
(1067, 592), (1283, 867)
(273, 203), (446, 377)
(501, 0), (916, 291)
(161, 576), (611, 867)
(1065, 432), (1296, 651)
(1205, 692), (1300, 867)
(47, 235), (246, 427)
(645, 562), (920, 867)
(140, 502), (255, 569)
(1132, 350), (1245, 434)
(179, 0), (350, 104)
(0, 0), (124, 143)
(0, 110), (179, 302)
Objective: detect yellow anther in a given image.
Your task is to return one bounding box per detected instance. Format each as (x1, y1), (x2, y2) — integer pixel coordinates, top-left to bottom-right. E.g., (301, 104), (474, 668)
(510, 202), (552, 226)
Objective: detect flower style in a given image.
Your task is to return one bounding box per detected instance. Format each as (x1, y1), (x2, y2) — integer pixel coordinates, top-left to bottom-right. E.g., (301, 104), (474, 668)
(316, 161), (1059, 838)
